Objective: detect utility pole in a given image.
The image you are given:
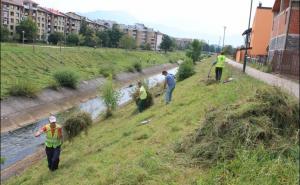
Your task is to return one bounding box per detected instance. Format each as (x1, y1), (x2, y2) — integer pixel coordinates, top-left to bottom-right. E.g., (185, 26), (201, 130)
(22, 31), (25, 45)
(218, 36), (221, 53)
(222, 26), (226, 49)
(243, 0), (253, 73)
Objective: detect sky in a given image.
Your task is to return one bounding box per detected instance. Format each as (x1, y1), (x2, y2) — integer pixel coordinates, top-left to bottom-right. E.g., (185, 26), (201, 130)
(35, 0), (276, 46)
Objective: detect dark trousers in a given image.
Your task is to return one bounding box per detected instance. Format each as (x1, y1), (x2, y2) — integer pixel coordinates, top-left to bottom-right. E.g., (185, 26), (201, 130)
(215, 67), (223, 81)
(138, 99), (146, 112)
(45, 146), (61, 171)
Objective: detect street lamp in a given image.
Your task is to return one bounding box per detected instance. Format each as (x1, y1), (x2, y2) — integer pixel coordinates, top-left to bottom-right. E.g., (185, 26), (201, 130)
(222, 26), (226, 49)
(243, 0), (253, 73)
(22, 31), (25, 45)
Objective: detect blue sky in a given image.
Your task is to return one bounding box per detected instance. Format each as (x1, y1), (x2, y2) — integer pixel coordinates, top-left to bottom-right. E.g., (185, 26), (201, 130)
(36, 0), (276, 47)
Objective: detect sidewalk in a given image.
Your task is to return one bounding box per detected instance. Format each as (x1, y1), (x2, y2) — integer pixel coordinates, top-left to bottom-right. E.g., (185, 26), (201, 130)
(226, 59), (299, 99)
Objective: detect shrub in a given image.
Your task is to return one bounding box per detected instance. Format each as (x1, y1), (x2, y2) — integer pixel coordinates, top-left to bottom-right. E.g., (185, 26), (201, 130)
(8, 80), (38, 98)
(100, 78), (120, 118)
(133, 62), (142, 72)
(53, 69), (79, 89)
(48, 79), (61, 90)
(99, 65), (116, 78)
(176, 59), (195, 81)
(63, 112), (92, 141)
(0, 157), (5, 164)
(126, 65), (135, 73)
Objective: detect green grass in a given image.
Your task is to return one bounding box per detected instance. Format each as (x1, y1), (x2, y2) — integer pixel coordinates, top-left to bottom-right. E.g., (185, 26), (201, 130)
(248, 62), (272, 73)
(0, 43), (186, 98)
(4, 58), (298, 185)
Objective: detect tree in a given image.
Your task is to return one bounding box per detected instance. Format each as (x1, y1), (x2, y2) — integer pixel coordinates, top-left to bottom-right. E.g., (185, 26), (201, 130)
(78, 34), (85, 46)
(0, 26), (10, 42)
(209, 45), (216, 53)
(141, 43), (151, 50)
(66, 33), (79, 45)
(79, 20), (88, 35)
(119, 35), (136, 50)
(186, 39), (203, 64)
(84, 27), (99, 47)
(223, 45), (235, 55)
(96, 30), (110, 47)
(160, 35), (173, 53)
(48, 32), (64, 45)
(108, 25), (123, 48)
(16, 18), (37, 42)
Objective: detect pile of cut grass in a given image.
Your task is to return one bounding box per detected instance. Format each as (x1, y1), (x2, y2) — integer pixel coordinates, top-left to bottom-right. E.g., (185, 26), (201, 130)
(176, 87), (299, 167)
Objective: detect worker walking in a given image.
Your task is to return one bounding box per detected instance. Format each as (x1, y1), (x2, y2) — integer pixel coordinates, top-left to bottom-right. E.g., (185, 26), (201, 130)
(162, 70), (176, 104)
(137, 81), (147, 112)
(35, 115), (63, 171)
(214, 51), (226, 82)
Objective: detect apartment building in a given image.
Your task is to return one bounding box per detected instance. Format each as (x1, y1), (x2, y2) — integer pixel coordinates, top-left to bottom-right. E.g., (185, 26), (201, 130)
(1, 0), (24, 38)
(65, 12), (81, 34)
(268, 0), (299, 77)
(174, 38), (193, 50)
(121, 23), (158, 50)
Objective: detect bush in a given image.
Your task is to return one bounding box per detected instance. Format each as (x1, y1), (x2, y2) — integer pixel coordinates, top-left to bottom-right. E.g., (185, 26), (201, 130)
(8, 80), (38, 97)
(53, 69), (79, 89)
(100, 78), (120, 118)
(48, 79), (61, 90)
(126, 65), (135, 73)
(99, 65), (116, 78)
(63, 112), (92, 140)
(176, 59), (195, 81)
(133, 62), (142, 72)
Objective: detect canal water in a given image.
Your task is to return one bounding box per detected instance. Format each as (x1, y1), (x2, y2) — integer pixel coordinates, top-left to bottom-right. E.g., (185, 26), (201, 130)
(0, 68), (178, 170)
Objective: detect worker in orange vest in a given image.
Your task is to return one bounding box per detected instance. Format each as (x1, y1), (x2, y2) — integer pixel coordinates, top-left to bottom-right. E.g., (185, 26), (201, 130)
(35, 115), (63, 171)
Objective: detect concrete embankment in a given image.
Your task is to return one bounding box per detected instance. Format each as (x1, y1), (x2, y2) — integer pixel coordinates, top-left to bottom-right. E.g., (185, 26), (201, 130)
(0, 63), (177, 133)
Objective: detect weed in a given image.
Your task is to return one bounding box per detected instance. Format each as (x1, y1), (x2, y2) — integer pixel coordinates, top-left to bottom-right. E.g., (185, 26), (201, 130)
(8, 80), (38, 97)
(100, 78), (120, 118)
(53, 69), (79, 89)
(133, 62), (142, 72)
(99, 65), (116, 78)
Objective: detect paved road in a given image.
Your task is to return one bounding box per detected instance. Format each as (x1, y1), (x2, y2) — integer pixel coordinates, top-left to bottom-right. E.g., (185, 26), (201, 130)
(227, 59), (299, 99)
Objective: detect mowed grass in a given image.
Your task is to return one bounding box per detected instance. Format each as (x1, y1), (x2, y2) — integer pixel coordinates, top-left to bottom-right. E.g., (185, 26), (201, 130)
(0, 43), (185, 98)
(5, 58), (295, 185)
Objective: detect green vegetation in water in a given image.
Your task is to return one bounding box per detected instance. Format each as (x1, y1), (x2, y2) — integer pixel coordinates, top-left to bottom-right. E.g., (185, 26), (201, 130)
(100, 78), (121, 117)
(4, 58), (298, 185)
(0, 43), (186, 98)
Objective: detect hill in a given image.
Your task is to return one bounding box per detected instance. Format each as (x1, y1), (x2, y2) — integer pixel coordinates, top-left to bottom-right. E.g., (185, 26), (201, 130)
(4, 58), (299, 185)
(0, 43), (185, 98)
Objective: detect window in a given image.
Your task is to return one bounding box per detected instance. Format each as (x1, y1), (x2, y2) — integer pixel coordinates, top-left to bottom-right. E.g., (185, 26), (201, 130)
(17, 6), (19, 10)
(16, 13), (19, 17)
(42, 24), (44, 27)
(16, 19), (19, 23)
(10, 25), (14, 30)
(42, 18), (44, 21)
(10, 12), (14, 16)
(11, 32), (13, 36)
(38, 23), (40, 26)
(11, 18), (14, 23)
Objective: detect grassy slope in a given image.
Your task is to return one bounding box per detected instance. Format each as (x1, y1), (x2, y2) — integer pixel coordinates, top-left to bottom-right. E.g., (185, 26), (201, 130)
(5, 58), (293, 185)
(0, 43), (185, 98)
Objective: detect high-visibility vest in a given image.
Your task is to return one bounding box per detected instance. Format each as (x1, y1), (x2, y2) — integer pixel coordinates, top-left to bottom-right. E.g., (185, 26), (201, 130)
(139, 86), (147, 100)
(216, 55), (226, 68)
(45, 124), (62, 148)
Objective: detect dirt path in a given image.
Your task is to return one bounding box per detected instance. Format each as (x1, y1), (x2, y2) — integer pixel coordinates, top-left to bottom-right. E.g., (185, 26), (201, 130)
(227, 59), (299, 99)
(0, 63), (177, 133)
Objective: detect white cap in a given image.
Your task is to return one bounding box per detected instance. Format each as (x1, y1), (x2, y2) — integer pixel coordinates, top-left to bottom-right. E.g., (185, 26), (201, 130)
(49, 115), (57, 123)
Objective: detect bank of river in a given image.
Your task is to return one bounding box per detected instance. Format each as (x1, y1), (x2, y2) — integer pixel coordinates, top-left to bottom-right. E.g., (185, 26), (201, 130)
(0, 66), (178, 182)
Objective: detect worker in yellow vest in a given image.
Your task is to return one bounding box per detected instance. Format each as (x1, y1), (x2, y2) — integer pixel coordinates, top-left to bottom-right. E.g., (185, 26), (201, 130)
(214, 51), (226, 82)
(35, 115), (63, 171)
(137, 81), (147, 112)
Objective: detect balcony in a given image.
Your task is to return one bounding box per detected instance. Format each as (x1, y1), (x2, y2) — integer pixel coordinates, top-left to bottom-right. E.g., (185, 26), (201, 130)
(24, 5), (29, 9)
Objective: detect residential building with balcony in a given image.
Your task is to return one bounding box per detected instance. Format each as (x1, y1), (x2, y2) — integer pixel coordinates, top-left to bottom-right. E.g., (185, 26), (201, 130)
(65, 12), (82, 34)
(1, 0), (24, 38)
(268, 0), (299, 77)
